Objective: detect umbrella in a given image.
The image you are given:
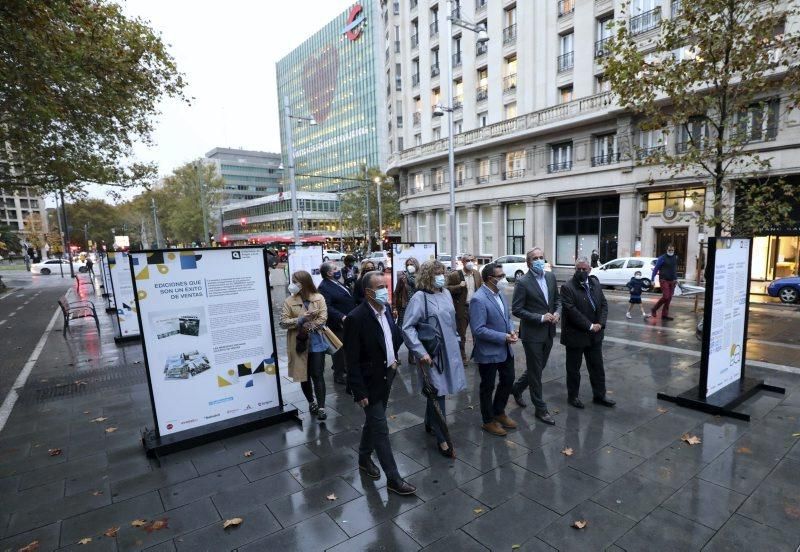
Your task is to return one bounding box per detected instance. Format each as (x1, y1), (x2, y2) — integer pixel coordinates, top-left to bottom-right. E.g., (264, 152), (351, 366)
(418, 364), (454, 457)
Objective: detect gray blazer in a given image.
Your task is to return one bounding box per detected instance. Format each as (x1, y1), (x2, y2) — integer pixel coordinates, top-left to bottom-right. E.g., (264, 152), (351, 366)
(512, 270), (561, 342)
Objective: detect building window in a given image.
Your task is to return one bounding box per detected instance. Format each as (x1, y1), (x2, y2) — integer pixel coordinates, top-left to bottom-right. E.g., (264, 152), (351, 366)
(433, 127), (441, 140)
(457, 208), (469, 254)
(558, 33), (574, 72)
(646, 187), (705, 214)
(454, 119), (463, 134)
(413, 173), (424, 192)
(479, 205), (494, 255)
(411, 19), (419, 48)
(477, 67), (488, 101)
(596, 74), (611, 93)
(453, 79), (464, 108)
(559, 85), (574, 104)
(504, 150), (525, 179)
(436, 210), (449, 252)
(637, 127), (667, 159)
(398, 136), (404, 150)
(415, 133), (422, 146)
(452, 36), (462, 67)
(548, 141), (573, 172)
(504, 102), (517, 119)
(478, 111), (488, 127)
(676, 117), (710, 153)
(504, 56), (517, 93)
(417, 213), (427, 239)
(430, 7), (439, 36)
(431, 48), (440, 77)
(507, 203), (525, 255)
(503, 7), (517, 44)
(433, 167), (445, 190)
(431, 87), (441, 110)
(558, 0), (575, 17)
(595, 16), (613, 58)
(478, 157), (490, 183)
(412, 58), (420, 86)
(735, 98), (780, 143)
(592, 133), (619, 166)
(455, 163), (465, 186)
(630, 0), (661, 35)
(556, 196), (619, 265)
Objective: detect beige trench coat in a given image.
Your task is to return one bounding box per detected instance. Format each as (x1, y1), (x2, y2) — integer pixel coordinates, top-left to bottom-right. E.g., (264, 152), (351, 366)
(280, 292), (328, 381)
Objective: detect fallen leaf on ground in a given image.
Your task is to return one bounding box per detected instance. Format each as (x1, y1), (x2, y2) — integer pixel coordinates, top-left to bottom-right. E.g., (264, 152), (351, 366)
(326, 493), (337, 501)
(466, 405), (474, 410)
(83, 411), (90, 414)
(104, 527), (119, 537)
(561, 447), (574, 456)
(130, 519), (147, 527)
(144, 519), (169, 533)
(48, 448), (62, 456)
(389, 415), (397, 419)
(473, 508), (484, 515)
(223, 517), (243, 529)
(243, 450), (253, 457)
(75, 380), (88, 386)
(784, 505), (800, 520)
(681, 433), (702, 445)
(105, 427), (117, 434)
(92, 490), (104, 496)
(736, 446), (753, 455)
(91, 417), (108, 423)
(511, 546), (521, 550)
(552, 408), (560, 414)
(18, 540), (40, 552)
(571, 520), (588, 529)
(657, 407), (669, 414)
(792, 432), (800, 438)
(607, 390), (614, 394)
(77, 537), (92, 545)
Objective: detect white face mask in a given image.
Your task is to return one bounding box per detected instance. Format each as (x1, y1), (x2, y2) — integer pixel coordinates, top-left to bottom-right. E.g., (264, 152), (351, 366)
(667, 251), (675, 256)
(496, 277), (509, 291)
(287, 283), (300, 295)
(465, 262), (475, 271)
(406, 265), (416, 274)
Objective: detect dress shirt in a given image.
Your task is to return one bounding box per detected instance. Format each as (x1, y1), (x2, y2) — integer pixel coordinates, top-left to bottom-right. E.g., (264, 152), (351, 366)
(463, 270), (476, 302)
(488, 287), (507, 327)
(533, 271), (550, 323)
(369, 302), (397, 366)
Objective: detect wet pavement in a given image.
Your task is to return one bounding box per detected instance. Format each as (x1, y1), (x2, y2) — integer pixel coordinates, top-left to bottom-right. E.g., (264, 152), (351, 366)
(0, 270), (799, 551)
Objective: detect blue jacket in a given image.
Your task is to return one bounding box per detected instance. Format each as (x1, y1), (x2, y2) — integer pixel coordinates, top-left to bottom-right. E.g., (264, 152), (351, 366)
(318, 278), (357, 331)
(626, 277), (645, 299)
(469, 285), (515, 364)
(652, 253), (679, 281)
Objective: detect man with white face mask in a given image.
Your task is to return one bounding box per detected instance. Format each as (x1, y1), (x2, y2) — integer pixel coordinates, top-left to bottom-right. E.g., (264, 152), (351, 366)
(510, 247), (561, 425)
(446, 253), (482, 362)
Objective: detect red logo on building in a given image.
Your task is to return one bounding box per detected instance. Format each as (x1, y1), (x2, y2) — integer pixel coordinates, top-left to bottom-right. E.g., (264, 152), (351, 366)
(343, 4), (365, 42)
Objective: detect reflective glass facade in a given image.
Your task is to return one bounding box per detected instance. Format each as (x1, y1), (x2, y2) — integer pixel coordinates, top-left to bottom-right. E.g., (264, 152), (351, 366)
(277, 2), (384, 193)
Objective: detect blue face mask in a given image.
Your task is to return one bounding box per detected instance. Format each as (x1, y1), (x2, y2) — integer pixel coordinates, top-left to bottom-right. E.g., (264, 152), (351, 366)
(333, 271), (341, 280)
(373, 288), (389, 305)
(434, 275), (446, 288)
(531, 259), (546, 275)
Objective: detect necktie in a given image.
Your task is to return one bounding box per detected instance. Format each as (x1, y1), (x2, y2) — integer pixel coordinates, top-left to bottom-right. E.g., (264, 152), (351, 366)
(583, 283), (596, 311)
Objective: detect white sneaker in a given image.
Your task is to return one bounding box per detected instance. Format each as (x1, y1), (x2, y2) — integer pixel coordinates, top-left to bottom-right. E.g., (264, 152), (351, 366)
(625, 312), (632, 319)
(644, 312), (651, 318)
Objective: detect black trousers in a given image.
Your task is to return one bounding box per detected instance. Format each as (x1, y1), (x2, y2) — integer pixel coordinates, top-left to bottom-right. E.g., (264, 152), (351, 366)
(359, 399), (401, 483)
(565, 341), (607, 400)
(331, 328), (346, 380)
(478, 354), (515, 424)
(513, 339), (554, 412)
(300, 351), (326, 408)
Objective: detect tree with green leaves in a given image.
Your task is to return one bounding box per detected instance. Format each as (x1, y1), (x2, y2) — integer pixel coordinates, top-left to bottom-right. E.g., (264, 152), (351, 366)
(339, 168), (400, 250)
(65, 199), (121, 250)
(602, 0), (800, 236)
(154, 161), (224, 245)
(0, 0), (186, 196)
(0, 225), (22, 257)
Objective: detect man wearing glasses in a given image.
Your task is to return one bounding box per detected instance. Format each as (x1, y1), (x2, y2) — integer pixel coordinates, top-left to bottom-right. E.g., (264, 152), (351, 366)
(510, 247), (561, 425)
(560, 257), (615, 409)
(446, 253), (482, 363)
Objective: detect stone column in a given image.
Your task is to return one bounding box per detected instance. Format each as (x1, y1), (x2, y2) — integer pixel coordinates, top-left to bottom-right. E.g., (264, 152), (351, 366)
(426, 210), (436, 243)
(524, 198), (535, 252)
(467, 205), (479, 255)
(406, 213), (417, 242)
(617, 190), (639, 258)
(492, 202), (505, 258)
(533, 198), (550, 252)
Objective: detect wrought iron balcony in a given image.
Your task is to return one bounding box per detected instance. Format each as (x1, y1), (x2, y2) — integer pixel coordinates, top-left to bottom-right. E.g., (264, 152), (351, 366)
(503, 73), (517, 92)
(636, 145), (666, 160)
(557, 51), (574, 72)
(558, 0), (575, 17)
(547, 161), (573, 173)
(595, 36), (611, 58)
(476, 85), (489, 101)
(591, 152), (620, 166)
(476, 41), (488, 56)
(630, 7), (661, 36)
(503, 24), (517, 45)
(430, 20), (439, 37)
(431, 64), (440, 77)
(452, 51), (462, 67)
(502, 169), (526, 180)
(412, 73), (420, 86)
(413, 111), (422, 126)
(411, 33), (419, 48)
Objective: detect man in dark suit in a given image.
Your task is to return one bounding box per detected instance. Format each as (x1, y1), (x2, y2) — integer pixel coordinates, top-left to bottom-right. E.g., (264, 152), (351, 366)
(318, 262), (356, 385)
(511, 248), (561, 425)
(345, 271), (416, 496)
(446, 253), (482, 362)
(560, 257), (616, 409)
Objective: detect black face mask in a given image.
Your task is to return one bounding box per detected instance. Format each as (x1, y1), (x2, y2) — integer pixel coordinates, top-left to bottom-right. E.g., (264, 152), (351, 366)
(575, 270), (589, 283)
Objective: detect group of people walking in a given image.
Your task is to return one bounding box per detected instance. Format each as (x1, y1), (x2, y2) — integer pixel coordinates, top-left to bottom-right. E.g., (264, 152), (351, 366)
(279, 244), (682, 497)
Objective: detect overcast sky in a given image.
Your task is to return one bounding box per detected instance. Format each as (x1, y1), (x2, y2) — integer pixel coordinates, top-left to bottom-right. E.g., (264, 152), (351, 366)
(91, 0), (354, 201)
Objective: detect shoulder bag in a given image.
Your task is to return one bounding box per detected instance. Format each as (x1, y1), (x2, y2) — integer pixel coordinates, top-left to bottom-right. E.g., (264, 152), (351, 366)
(416, 293), (445, 373)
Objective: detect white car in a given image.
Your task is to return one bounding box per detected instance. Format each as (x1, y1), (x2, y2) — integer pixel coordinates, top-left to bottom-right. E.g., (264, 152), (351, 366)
(591, 257), (660, 290)
(494, 255), (553, 281)
(367, 251), (392, 271)
(322, 250), (344, 262)
(31, 258), (88, 275)
(438, 254), (464, 272)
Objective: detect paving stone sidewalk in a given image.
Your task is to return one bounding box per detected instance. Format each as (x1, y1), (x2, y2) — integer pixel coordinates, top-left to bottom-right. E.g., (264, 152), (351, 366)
(1, 276), (799, 551)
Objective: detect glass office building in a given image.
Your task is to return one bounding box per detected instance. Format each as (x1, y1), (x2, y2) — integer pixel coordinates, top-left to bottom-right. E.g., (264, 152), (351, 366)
(276, 2), (386, 194)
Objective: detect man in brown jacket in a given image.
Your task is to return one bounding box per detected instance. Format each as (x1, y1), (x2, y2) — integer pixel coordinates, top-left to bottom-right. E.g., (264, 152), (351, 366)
(446, 253), (482, 362)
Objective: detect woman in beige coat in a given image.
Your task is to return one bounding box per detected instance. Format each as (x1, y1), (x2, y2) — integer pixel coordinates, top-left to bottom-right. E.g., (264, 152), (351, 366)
(280, 270), (329, 420)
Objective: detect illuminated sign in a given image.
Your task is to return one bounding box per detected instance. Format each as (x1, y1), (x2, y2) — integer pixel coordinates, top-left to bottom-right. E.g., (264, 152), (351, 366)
(342, 4), (365, 41)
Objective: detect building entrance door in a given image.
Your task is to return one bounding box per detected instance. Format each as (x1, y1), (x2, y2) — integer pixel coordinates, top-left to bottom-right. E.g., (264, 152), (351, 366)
(655, 228), (688, 277)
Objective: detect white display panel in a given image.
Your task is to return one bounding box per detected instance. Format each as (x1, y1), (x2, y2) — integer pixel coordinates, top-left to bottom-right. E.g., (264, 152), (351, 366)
(130, 248), (280, 436)
(391, 242), (437, 292)
(100, 253), (115, 307)
(705, 238), (750, 396)
(287, 245), (324, 287)
(107, 251), (140, 338)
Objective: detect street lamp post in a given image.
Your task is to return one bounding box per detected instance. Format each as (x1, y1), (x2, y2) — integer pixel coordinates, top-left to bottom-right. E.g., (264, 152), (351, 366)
(282, 95), (317, 246)
(374, 177), (385, 251)
(196, 161), (209, 245)
(438, 1), (488, 270)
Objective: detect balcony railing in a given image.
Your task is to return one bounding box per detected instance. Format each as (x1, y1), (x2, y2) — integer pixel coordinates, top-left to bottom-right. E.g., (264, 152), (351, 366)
(503, 73), (517, 92)
(397, 116), (404, 128)
(558, 0), (575, 17)
(452, 51), (462, 67)
(595, 36), (611, 58)
(412, 73), (420, 86)
(413, 111), (422, 125)
(395, 40), (401, 53)
(636, 145), (666, 160)
(453, 95), (463, 109)
(503, 24), (517, 45)
(451, 6), (461, 19)
(476, 0), (488, 10)
(477, 174), (490, 184)
(731, 126), (779, 144)
(454, 177), (465, 188)
(630, 7), (661, 36)
(547, 161), (573, 173)
(388, 91), (614, 168)
(557, 51), (574, 72)
(503, 169), (526, 180)
(476, 85), (489, 101)
(393, 1), (400, 15)
(671, 0), (682, 17)
(431, 64), (440, 77)
(430, 20), (439, 37)
(591, 152), (620, 166)
(411, 0), (418, 9)
(411, 33), (419, 48)
(476, 41), (488, 56)
(395, 76), (402, 91)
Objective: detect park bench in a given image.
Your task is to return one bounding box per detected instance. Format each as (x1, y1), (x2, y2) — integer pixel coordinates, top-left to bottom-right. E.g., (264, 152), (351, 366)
(58, 296), (100, 336)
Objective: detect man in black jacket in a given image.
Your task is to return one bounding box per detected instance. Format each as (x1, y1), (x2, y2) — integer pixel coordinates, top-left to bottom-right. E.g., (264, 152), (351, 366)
(318, 262), (356, 384)
(651, 243), (679, 320)
(560, 257), (616, 409)
(345, 271), (416, 496)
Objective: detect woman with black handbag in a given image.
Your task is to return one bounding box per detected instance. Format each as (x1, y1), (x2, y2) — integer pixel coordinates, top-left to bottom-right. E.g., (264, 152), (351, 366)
(402, 260), (466, 457)
(280, 270), (329, 421)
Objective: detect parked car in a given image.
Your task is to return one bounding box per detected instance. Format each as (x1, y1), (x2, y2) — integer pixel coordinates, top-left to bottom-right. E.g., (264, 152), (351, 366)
(367, 251), (392, 271)
(31, 258), (87, 275)
(591, 257), (660, 290)
(438, 254), (464, 272)
(493, 255), (552, 282)
(767, 275), (800, 303)
(323, 250), (344, 262)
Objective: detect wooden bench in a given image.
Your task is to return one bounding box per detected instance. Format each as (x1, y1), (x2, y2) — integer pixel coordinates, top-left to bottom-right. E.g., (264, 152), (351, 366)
(58, 296), (100, 336)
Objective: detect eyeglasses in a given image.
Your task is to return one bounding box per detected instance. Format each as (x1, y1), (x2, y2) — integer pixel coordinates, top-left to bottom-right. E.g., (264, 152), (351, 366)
(575, 267), (591, 272)
(531, 256), (545, 261)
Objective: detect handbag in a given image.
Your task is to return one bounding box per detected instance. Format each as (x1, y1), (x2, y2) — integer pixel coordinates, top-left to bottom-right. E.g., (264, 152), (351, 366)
(416, 293), (445, 373)
(319, 325), (343, 355)
(295, 326), (308, 354)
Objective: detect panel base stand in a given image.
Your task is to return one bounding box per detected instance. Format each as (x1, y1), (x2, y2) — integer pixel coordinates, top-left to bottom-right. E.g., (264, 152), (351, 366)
(142, 405), (300, 457)
(657, 377), (785, 422)
(105, 307), (117, 314)
(114, 335), (141, 344)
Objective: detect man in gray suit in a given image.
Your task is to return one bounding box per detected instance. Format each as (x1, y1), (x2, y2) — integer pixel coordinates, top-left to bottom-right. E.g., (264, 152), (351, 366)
(511, 247), (561, 425)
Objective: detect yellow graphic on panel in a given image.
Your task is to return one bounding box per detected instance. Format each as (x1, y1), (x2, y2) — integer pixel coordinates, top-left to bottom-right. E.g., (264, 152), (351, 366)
(135, 266), (150, 280)
(217, 376), (232, 387)
(158, 265), (169, 274)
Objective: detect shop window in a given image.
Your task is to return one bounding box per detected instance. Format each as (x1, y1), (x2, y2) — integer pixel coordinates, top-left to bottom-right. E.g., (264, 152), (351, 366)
(556, 196), (619, 265)
(645, 187), (705, 214)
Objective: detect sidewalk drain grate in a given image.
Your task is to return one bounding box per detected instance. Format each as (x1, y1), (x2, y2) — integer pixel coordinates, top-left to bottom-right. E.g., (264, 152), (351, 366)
(16, 364), (147, 404)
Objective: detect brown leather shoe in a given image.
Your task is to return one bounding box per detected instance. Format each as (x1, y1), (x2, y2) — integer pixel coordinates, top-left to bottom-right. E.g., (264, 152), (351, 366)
(494, 414), (518, 429)
(482, 421), (507, 436)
